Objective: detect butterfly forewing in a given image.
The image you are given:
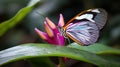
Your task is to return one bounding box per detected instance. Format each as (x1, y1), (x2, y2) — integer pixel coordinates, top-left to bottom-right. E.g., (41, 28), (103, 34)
(63, 8), (107, 45)
(88, 8), (107, 29)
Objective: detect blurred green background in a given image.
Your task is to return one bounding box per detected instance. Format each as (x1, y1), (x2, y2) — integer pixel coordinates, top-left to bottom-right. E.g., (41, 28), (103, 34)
(0, 0), (120, 67)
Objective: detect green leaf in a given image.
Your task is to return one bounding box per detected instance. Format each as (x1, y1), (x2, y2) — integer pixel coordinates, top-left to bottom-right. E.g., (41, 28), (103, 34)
(0, 43), (120, 67)
(68, 43), (120, 54)
(0, 0), (40, 36)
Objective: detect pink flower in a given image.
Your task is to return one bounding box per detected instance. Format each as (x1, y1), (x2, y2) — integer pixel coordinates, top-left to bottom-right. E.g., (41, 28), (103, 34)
(35, 14), (65, 46)
(35, 14), (69, 67)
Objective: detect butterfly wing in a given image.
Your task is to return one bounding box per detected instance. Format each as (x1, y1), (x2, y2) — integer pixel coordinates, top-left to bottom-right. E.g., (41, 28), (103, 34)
(64, 8), (107, 45)
(87, 8), (107, 29)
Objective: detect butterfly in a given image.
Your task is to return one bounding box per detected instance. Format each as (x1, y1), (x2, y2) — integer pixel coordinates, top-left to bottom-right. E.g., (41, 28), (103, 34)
(61, 8), (107, 46)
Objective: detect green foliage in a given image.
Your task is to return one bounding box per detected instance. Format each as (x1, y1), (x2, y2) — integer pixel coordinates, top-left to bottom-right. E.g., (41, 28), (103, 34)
(68, 43), (120, 54)
(0, 0), (40, 36)
(0, 43), (120, 67)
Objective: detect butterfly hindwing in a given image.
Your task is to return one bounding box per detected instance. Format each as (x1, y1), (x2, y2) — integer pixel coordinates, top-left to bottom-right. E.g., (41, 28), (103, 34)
(64, 8), (107, 45)
(65, 20), (99, 45)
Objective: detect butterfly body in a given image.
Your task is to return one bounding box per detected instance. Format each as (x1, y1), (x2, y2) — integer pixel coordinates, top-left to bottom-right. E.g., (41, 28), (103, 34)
(62, 8), (107, 46)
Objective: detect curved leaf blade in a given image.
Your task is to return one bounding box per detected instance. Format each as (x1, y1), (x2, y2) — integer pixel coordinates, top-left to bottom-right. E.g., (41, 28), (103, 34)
(0, 0), (40, 36)
(68, 43), (120, 54)
(0, 43), (120, 67)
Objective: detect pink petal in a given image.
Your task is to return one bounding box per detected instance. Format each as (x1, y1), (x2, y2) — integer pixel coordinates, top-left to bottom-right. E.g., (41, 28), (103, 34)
(46, 17), (56, 29)
(46, 17), (60, 34)
(35, 28), (57, 44)
(35, 28), (48, 40)
(58, 14), (65, 27)
(44, 21), (54, 37)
